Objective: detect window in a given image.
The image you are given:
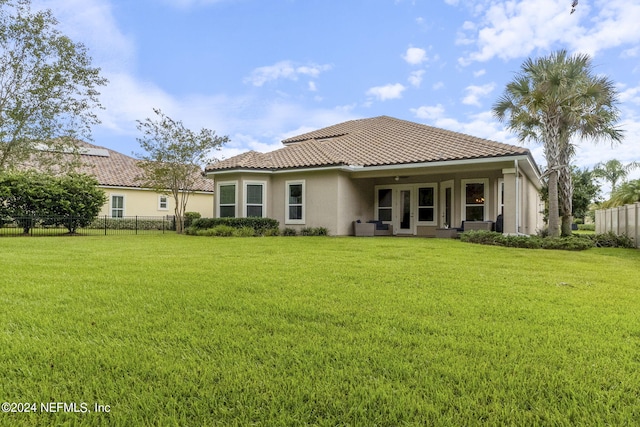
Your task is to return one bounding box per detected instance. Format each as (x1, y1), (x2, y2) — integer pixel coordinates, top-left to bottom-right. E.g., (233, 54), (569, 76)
(218, 182), (237, 218)
(111, 195), (124, 218)
(377, 188), (392, 222)
(417, 186), (436, 224)
(286, 181), (305, 224)
(497, 179), (504, 216)
(245, 182), (265, 218)
(462, 179), (488, 221)
(158, 195), (168, 210)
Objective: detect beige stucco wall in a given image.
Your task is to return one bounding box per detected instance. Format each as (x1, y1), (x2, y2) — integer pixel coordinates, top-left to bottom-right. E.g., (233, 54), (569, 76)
(208, 159), (542, 236)
(99, 187), (214, 218)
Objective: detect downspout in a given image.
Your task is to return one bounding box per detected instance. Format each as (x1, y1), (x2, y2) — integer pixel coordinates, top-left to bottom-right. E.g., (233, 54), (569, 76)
(514, 159), (520, 235)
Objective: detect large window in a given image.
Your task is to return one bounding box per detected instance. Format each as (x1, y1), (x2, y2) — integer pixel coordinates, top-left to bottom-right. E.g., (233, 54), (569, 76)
(286, 181), (305, 224)
(417, 186), (436, 224)
(245, 182), (265, 218)
(111, 195), (124, 218)
(377, 188), (392, 221)
(462, 179), (488, 221)
(218, 182), (237, 218)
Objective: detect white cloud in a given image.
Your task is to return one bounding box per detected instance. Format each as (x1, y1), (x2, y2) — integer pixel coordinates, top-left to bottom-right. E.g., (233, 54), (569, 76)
(457, 0), (640, 65)
(244, 61), (332, 87)
(366, 83), (406, 101)
(462, 83), (496, 107)
(473, 69), (486, 77)
(408, 70), (425, 87)
(403, 47), (428, 65)
(308, 81), (318, 92)
(411, 104), (446, 120)
(432, 81), (445, 90)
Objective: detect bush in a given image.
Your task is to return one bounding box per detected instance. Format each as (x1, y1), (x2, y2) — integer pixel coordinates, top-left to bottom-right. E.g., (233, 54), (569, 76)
(234, 227), (257, 237)
(191, 217), (278, 234)
(589, 231), (635, 248)
(89, 217), (171, 231)
(184, 212), (201, 228)
(282, 228), (297, 236)
(578, 223), (595, 231)
(460, 230), (594, 251)
(300, 227), (329, 236)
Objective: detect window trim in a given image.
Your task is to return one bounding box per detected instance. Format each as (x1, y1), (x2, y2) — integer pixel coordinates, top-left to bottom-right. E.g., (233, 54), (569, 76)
(216, 180), (238, 218)
(110, 194), (125, 218)
(243, 181), (267, 218)
(416, 184), (438, 226)
(285, 180), (305, 225)
(158, 195), (169, 211)
(374, 186), (393, 223)
(461, 178), (489, 221)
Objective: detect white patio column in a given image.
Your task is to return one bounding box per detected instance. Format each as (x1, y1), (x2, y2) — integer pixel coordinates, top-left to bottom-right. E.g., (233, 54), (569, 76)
(502, 168), (517, 234)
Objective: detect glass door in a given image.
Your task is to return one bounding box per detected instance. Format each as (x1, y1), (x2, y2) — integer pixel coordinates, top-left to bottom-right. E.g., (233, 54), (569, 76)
(440, 181), (454, 228)
(397, 188), (413, 234)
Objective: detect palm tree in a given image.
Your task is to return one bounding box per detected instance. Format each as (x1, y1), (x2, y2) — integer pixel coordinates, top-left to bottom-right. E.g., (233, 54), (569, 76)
(493, 50), (623, 236)
(592, 159), (640, 193)
(607, 180), (640, 207)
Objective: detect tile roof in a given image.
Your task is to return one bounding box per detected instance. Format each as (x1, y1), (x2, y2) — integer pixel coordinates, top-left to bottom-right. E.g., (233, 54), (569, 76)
(206, 116), (530, 172)
(33, 141), (214, 192)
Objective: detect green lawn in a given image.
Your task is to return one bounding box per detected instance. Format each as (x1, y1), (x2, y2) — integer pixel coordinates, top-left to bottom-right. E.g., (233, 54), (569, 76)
(1, 235), (639, 426)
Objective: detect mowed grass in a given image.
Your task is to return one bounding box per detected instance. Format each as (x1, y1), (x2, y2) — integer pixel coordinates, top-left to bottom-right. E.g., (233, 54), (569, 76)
(1, 235), (639, 426)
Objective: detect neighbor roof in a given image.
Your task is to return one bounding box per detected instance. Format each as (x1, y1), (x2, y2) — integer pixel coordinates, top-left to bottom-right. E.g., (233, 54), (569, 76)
(206, 116), (531, 172)
(30, 141), (214, 192)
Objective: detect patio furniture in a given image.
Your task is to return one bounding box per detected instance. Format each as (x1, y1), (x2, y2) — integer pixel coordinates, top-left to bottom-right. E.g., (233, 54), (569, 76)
(463, 221), (494, 231)
(435, 228), (459, 239)
(353, 220), (394, 236)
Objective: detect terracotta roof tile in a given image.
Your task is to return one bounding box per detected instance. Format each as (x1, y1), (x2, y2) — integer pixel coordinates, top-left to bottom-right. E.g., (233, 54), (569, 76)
(206, 116), (530, 172)
(31, 141), (214, 192)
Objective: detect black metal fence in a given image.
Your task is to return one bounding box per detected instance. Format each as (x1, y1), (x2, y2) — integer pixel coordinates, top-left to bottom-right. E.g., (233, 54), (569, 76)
(0, 216), (176, 236)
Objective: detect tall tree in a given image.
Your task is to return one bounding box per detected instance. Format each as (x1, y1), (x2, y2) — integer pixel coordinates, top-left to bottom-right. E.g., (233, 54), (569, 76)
(606, 180), (640, 207)
(136, 108), (228, 234)
(493, 50), (623, 237)
(0, 0), (107, 171)
(592, 159), (640, 193)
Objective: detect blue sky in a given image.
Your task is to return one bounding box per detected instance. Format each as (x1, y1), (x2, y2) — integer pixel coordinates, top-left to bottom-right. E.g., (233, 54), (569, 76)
(35, 0), (640, 190)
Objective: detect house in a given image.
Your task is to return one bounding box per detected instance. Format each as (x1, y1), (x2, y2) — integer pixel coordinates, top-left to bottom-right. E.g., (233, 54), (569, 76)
(66, 141), (215, 218)
(204, 116), (543, 236)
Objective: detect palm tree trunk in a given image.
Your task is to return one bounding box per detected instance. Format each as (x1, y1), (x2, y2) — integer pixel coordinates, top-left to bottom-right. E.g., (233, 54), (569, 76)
(559, 165), (573, 236)
(547, 170), (560, 237)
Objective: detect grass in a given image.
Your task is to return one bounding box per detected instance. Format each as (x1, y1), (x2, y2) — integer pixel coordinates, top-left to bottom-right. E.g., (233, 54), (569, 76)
(1, 235), (639, 426)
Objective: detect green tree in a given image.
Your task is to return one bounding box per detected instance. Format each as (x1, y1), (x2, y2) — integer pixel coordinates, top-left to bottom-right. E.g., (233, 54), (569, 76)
(0, 171), (106, 233)
(51, 173), (107, 233)
(571, 167), (600, 221)
(0, 0), (107, 171)
(592, 159), (640, 193)
(0, 170), (54, 232)
(136, 108), (228, 234)
(607, 180), (640, 207)
(493, 50), (623, 237)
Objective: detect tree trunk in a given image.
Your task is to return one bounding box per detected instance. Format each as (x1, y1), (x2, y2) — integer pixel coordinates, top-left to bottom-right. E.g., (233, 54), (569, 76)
(547, 170), (560, 237)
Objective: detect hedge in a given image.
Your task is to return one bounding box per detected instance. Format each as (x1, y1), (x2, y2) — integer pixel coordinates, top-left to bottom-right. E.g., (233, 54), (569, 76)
(188, 217), (279, 234)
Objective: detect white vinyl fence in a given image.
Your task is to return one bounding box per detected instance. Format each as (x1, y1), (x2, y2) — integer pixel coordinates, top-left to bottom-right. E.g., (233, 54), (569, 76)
(595, 203), (640, 248)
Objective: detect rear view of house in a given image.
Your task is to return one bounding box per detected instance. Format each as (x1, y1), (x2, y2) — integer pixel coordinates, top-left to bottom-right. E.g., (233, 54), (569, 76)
(205, 116), (543, 236)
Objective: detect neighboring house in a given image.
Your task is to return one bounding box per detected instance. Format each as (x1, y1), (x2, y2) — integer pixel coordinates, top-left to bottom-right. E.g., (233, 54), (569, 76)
(68, 141), (215, 218)
(205, 116), (543, 236)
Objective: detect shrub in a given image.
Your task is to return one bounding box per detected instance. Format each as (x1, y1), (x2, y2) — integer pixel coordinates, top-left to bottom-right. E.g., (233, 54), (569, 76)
(89, 217), (171, 231)
(234, 227), (257, 237)
(184, 212), (201, 228)
(460, 230), (594, 251)
(191, 217), (279, 234)
(578, 223), (595, 231)
(589, 231), (635, 248)
(282, 228), (297, 236)
(263, 228), (280, 237)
